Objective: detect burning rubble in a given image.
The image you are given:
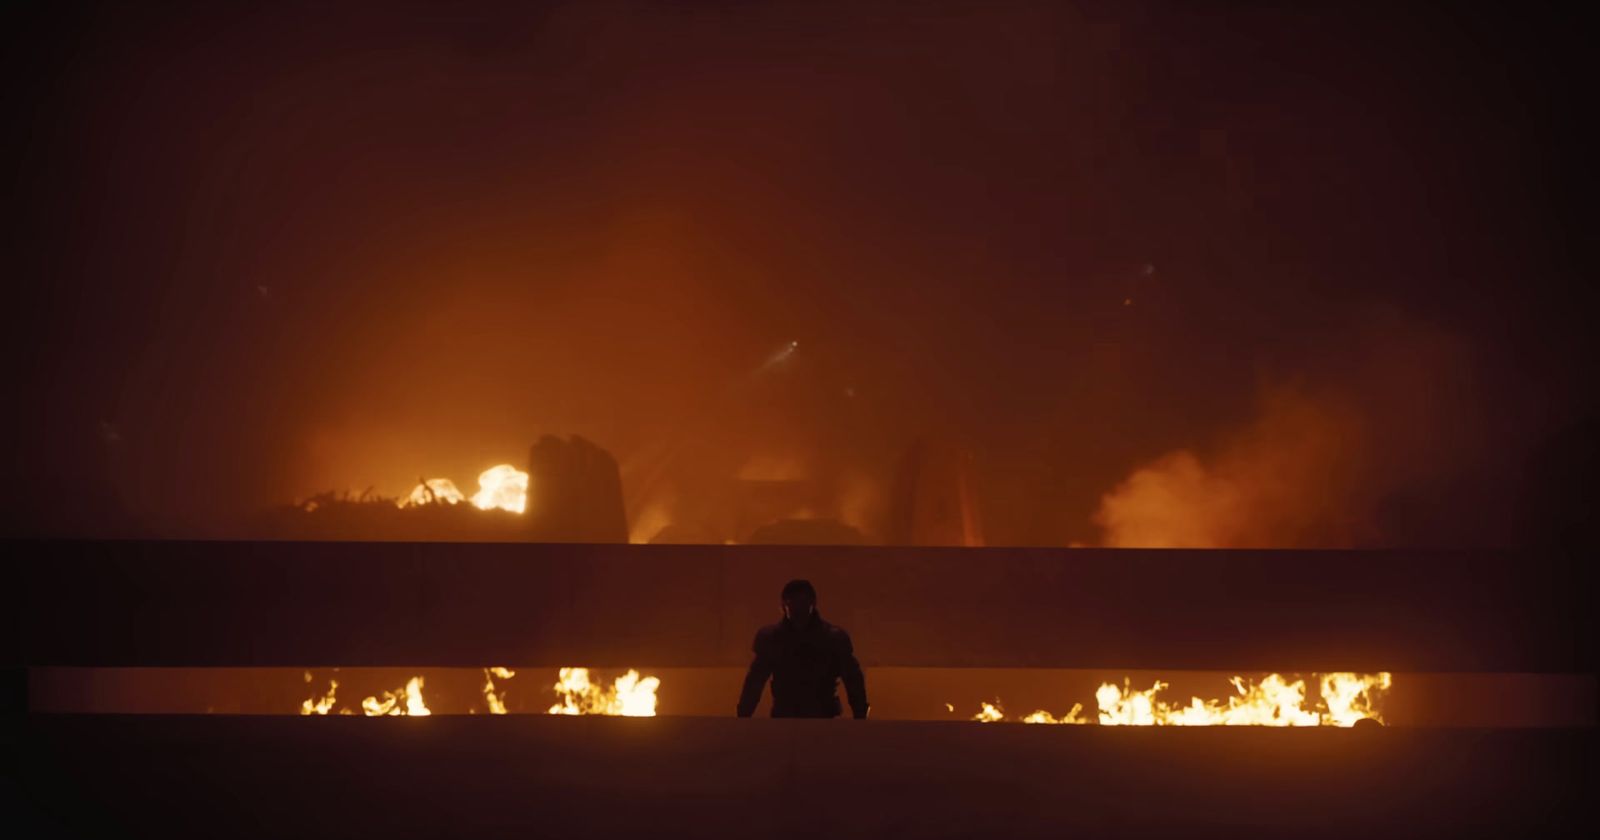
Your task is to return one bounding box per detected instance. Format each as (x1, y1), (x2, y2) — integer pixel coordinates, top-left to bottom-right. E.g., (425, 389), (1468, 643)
(402, 464), (529, 514)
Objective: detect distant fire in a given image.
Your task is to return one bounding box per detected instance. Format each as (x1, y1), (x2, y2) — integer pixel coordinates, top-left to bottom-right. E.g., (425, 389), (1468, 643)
(482, 666), (515, 715)
(298, 673), (432, 716)
(403, 464), (529, 513)
(300, 673), (339, 715)
(963, 672), (1391, 726)
(298, 667), (660, 716)
(361, 676), (432, 717)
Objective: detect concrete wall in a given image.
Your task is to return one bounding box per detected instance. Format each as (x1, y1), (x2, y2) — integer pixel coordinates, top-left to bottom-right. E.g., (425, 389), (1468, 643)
(14, 540), (1592, 671)
(15, 715), (1595, 839)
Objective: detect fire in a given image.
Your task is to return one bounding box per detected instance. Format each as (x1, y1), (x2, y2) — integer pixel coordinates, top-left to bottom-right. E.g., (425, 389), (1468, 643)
(470, 465), (528, 513)
(547, 667), (660, 717)
(1321, 671), (1394, 726)
(965, 672), (1391, 726)
(360, 676), (431, 716)
(404, 464), (528, 513)
(300, 672), (338, 715)
(1022, 704), (1088, 725)
(483, 666), (515, 714)
(405, 478), (465, 507)
(296, 668), (661, 716)
(967, 698), (1088, 724)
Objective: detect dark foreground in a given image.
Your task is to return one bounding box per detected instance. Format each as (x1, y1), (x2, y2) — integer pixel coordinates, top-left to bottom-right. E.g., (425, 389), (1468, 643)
(7, 715), (1594, 839)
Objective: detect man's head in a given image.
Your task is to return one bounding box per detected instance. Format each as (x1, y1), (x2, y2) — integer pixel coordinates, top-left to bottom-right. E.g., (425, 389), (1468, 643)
(781, 579), (817, 625)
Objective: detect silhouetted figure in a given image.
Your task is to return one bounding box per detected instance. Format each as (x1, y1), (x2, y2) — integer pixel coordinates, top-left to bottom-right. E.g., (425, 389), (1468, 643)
(737, 579), (869, 719)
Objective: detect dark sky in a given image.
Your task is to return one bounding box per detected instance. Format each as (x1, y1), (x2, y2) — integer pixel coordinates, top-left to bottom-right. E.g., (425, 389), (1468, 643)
(5, 0), (1591, 545)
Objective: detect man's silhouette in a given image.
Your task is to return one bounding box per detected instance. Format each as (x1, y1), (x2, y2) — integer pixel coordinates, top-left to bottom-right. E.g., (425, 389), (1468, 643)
(737, 579), (869, 718)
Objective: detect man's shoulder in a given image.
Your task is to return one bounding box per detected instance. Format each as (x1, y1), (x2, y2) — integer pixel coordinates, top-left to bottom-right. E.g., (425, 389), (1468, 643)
(753, 622), (785, 642)
(819, 621), (853, 645)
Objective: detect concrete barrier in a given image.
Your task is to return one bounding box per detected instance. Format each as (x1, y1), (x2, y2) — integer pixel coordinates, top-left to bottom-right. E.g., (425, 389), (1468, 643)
(14, 540), (1592, 671)
(14, 715), (1595, 838)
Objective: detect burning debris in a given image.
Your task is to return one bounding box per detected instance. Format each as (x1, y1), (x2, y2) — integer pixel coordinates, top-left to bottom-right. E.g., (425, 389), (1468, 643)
(959, 672), (1391, 726)
(404, 464), (529, 513)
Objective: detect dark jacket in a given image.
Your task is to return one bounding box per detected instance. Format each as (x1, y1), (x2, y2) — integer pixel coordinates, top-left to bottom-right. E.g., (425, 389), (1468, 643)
(737, 611), (868, 718)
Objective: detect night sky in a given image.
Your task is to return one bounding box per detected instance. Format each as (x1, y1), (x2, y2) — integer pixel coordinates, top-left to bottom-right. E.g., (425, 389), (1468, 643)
(5, 1), (1591, 546)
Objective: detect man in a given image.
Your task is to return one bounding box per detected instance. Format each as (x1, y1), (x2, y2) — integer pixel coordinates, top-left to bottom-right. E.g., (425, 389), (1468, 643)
(737, 579), (869, 719)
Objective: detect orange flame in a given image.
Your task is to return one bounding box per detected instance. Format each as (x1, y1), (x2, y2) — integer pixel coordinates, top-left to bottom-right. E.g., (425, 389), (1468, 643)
(360, 676), (431, 716)
(299, 672), (338, 716)
(482, 666), (515, 715)
(403, 464), (528, 513)
(405, 479), (465, 507)
(964, 672), (1391, 726)
(547, 667), (660, 717)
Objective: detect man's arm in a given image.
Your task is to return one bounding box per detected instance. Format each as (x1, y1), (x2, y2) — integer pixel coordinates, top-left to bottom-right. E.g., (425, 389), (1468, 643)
(736, 631), (773, 717)
(836, 629), (869, 719)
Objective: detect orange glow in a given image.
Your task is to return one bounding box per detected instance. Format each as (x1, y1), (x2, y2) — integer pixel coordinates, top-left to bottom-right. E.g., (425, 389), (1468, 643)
(482, 666), (515, 715)
(360, 676), (431, 716)
(470, 465), (528, 513)
(963, 672), (1391, 726)
(299, 672), (338, 715)
(405, 478), (465, 507)
(403, 464), (529, 513)
(971, 701), (1005, 722)
(547, 667), (660, 717)
(969, 698), (1089, 724)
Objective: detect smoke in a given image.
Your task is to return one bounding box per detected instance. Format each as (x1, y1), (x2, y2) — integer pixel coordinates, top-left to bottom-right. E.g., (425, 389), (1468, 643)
(1093, 313), (1481, 548)
(1093, 387), (1371, 548)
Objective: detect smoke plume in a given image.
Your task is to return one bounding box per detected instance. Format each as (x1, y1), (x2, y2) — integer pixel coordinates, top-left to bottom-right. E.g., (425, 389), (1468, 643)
(1093, 314), (1481, 548)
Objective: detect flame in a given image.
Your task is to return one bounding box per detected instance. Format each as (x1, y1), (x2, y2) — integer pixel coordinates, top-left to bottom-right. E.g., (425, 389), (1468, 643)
(470, 465), (528, 513)
(405, 478), (465, 507)
(483, 666), (515, 714)
(402, 464), (529, 513)
(360, 676), (431, 716)
(405, 676), (431, 716)
(969, 699), (1089, 725)
(300, 672), (338, 715)
(972, 701), (1005, 722)
(1022, 704), (1088, 725)
(1320, 671), (1394, 727)
(547, 667), (660, 717)
(965, 673), (1391, 726)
